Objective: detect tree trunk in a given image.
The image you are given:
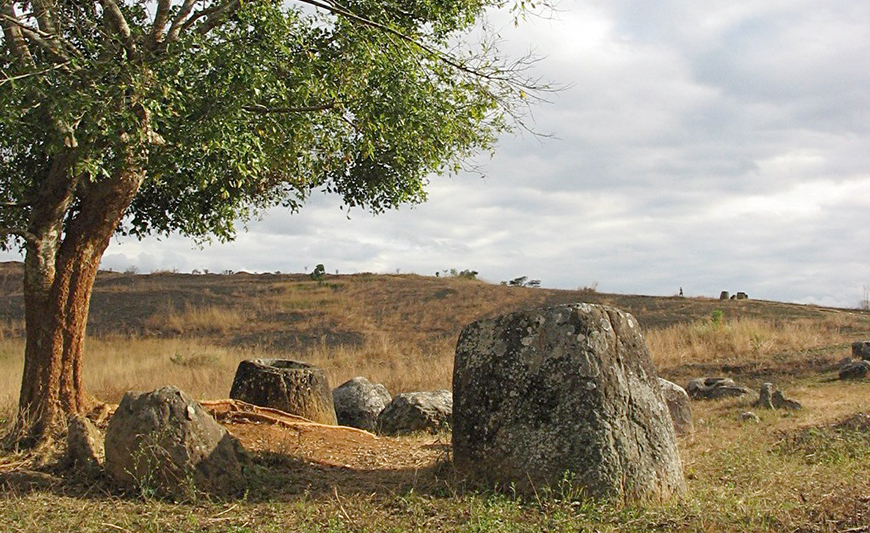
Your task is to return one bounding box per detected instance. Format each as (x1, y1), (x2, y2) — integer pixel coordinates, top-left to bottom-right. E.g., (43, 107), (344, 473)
(17, 165), (145, 446)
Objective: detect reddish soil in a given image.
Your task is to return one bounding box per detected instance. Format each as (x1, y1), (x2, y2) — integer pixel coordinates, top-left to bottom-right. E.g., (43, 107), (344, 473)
(202, 400), (451, 497)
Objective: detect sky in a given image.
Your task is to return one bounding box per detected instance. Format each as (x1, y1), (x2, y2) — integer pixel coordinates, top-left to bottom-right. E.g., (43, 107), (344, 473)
(5, 0), (870, 308)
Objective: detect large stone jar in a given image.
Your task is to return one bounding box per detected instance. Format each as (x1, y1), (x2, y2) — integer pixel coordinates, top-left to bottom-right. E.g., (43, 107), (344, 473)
(453, 303), (685, 502)
(230, 359), (337, 425)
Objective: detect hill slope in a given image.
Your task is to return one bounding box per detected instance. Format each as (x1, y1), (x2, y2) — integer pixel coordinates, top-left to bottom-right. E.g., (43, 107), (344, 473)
(1, 260), (868, 402)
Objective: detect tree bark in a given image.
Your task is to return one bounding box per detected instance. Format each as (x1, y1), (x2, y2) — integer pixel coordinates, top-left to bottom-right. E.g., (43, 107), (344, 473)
(17, 162), (145, 446)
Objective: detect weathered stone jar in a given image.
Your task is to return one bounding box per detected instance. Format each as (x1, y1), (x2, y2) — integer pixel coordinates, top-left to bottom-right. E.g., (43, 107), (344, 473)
(230, 359), (337, 425)
(453, 303), (685, 502)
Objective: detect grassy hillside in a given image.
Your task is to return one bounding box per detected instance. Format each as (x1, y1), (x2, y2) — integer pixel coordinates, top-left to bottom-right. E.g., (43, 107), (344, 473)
(1, 261), (869, 532)
(1, 261), (867, 408)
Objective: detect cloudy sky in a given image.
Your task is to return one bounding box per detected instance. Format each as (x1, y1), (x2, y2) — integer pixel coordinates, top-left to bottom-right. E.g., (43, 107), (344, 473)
(5, 0), (870, 307)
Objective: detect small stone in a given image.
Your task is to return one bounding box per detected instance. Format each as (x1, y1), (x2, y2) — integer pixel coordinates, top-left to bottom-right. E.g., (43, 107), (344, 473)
(771, 390), (802, 410)
(755, 383), (803, 410)
(686, 377), (753, 400)
(739, 411), (760, 423)
(840, 360), (870, 380)
(852, 341), (870, 361)
(755, 383), (776, 409)
(658, 378), (693, 436)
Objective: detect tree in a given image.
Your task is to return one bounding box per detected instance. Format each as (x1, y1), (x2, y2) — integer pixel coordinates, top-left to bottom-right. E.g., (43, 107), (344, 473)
(0, 0), (545, 446)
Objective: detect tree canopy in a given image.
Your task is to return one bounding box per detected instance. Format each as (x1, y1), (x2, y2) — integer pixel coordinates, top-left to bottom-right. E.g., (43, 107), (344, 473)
(0, 0), (547, 444)
(1, 0), (543, 247)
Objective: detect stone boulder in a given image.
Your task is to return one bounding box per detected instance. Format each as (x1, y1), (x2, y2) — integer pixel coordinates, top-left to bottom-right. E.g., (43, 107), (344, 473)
(658, 378), (694, 436)
(332, 377), (391, 431)
(377, 391), (452, 435)
(852, 341), (870, 361)
(753, 383), (802, 410)
(840, 360), (870, 380)
(686, 377), (753, 400)
(453, 303), (685, 502)
(105, 386), (243, 500)
(230, 359), (337, 425)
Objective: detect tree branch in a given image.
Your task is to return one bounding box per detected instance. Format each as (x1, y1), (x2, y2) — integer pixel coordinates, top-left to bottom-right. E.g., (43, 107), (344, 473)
(196, 0), (242, 36)
(1, 201), (30, 208)
(148, 0), (171, 50)
(0, 60), (72, 86)
(0, 2), (34, 67)
(0, 227), (38, 245)
(30, 0), (57, 38)
(293, 0), (530, 87)
(242, 102), (337, 114)
(0, 12), (71, 63)
(98, 0), (138, 59)
(167, 0), (197, 42)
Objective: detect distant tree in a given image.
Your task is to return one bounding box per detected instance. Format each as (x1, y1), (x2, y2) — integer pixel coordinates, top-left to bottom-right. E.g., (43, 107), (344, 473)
(0, 0), (548, 446)
(444, 268), (477, 280)
(309, 263), (326, 282)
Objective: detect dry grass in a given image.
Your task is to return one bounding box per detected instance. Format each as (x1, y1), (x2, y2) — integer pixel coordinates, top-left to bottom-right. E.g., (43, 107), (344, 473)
(0, 338), (22, 423)
(646, 315), (851, 369)
(300, 332), (456, 394)
(0, 274), (867, 414)
(81, 336), (255, 404)
(2, 269), (870, 532)
(143, 303), (252, 335)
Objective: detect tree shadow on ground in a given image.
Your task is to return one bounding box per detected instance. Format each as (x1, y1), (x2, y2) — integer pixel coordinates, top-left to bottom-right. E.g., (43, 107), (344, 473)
(242, 445), (461, 502)
(0, 442), (463, 503)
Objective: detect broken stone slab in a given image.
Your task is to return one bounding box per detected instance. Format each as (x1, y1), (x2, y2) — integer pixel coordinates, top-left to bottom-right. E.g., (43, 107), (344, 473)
(230, 359), (337, 425)
(753, 383), (802, 410)
(840, 360), (870, 380)
(852, 341), (870, 361)
(453, 303), (685, 502)
(62, 414), (104, 476)
(105, 386), (243, 501)
(377, 390), (452, 436)
(659, 378), (694, 436)
(686, 377), (754, 400)
(332, 377), (391, 432)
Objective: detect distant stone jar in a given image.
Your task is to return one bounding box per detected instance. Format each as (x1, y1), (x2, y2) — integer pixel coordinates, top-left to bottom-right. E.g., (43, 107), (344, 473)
(453, 303), (685, 502)
(230, 359), (337, 425)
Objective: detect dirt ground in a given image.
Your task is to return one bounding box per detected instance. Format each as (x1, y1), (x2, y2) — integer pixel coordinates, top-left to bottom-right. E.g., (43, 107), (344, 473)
(202, 400), (453, 498)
